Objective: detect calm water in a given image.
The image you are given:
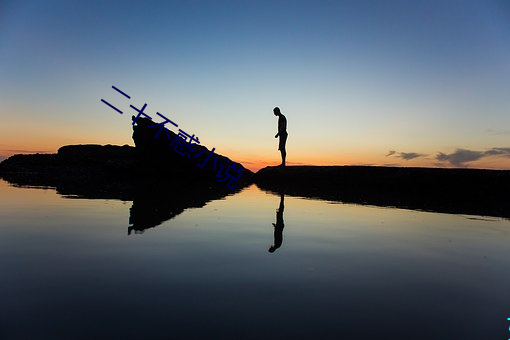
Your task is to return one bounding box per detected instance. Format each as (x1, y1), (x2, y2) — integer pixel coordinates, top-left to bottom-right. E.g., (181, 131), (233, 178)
(1, 178), (510, 339)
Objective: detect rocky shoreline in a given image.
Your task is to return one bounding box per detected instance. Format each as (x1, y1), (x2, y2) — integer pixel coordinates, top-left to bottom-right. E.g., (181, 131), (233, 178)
(255, 165), (510, 219)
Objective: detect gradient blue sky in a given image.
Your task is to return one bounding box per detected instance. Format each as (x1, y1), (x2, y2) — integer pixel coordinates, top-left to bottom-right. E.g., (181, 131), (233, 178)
(1, 0), (509, 171)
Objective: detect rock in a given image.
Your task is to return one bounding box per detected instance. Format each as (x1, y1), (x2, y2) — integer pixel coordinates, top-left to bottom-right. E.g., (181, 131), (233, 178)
(255, 165), (510, 219)
(131, 116), (254, 185)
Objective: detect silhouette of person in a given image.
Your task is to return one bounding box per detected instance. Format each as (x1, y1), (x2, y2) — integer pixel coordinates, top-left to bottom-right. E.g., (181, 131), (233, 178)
(273, 107), (287, 167)
(269, 193), (285, 253)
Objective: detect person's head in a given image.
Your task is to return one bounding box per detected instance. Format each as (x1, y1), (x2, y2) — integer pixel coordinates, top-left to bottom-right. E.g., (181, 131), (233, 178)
(273, 107), (281, 116)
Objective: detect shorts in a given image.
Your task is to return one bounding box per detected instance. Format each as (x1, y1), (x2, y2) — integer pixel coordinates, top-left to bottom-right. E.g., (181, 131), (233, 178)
(278, 133), (288, 151)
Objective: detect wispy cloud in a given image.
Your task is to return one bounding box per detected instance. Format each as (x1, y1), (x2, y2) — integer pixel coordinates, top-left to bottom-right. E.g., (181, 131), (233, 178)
(286, 161), (309, 166)
(352, 163), (375, 166)
(0, 149), (52, 164)
(486, 128), (510, 136)
(4, 149), (51, 153)
(436, 148), (510, 167)
(485, 147), (510, 156)
(400, 152), (425, 160)
(386, 150), (426, 160)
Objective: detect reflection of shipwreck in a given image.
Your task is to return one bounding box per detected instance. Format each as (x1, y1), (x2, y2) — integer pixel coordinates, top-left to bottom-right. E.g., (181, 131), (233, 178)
(127, 180), (239, 235)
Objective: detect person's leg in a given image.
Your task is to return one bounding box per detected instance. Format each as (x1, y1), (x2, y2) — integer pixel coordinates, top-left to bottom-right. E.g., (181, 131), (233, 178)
(281, 134), (287, 166)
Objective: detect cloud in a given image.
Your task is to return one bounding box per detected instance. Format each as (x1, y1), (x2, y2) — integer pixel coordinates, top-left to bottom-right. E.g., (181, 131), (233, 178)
(286, 161), (308, 165)
(436, 148), (510, 167)
(486, 129), (510, 136)
(5, 149), (51, 153)
(436, 149), (483, 166)
(399, 152), (425, 160)
(484, 147), (510, 156)
(386, 150), (426, 161)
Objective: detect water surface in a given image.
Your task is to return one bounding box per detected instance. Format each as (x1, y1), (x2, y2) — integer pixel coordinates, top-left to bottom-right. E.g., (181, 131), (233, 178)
(1, 179), (509, 339)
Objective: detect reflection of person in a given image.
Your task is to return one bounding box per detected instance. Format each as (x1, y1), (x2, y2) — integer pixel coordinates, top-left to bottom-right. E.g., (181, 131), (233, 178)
(269, 193), (285, 253)
(273, 107), (287, 167)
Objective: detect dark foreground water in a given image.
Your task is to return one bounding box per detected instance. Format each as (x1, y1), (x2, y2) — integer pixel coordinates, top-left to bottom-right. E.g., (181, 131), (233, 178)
(1, 178), (509, 339)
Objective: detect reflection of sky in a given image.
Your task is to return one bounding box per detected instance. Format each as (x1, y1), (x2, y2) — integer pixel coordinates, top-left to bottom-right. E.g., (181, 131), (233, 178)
(2, 180), (510, 338)
(1, 1), (510, 170)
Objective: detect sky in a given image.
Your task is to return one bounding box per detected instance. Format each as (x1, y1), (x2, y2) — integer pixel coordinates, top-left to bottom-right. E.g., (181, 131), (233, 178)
(1, 0), (509, 172)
